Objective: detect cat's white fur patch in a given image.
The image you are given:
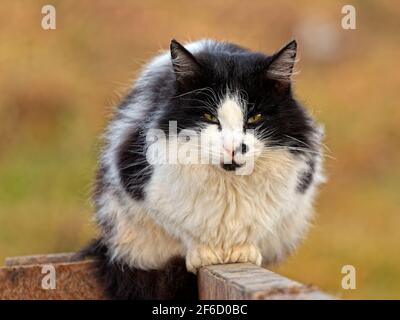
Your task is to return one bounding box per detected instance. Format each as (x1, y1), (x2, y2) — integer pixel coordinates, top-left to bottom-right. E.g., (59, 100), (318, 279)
(218, 95), (244, 157)
(218, 95), (244, 131)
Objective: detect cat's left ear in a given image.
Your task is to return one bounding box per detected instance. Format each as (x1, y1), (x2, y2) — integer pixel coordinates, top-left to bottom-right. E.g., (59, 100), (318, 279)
(170, 39), (202, 84)
(266, 40), (297, 83)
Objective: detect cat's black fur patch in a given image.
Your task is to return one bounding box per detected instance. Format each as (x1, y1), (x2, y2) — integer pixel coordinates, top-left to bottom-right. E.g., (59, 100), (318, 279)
(297, 158), (316, 193)
(81, 240), (198, 300)
(117, 127), (152, 201)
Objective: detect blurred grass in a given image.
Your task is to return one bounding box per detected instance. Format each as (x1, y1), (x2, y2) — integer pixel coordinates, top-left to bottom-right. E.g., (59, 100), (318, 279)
(0, 0), (399, 299)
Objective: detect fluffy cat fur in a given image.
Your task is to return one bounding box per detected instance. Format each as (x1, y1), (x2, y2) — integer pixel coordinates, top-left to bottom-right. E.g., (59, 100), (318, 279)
(85, 39), (325, 299)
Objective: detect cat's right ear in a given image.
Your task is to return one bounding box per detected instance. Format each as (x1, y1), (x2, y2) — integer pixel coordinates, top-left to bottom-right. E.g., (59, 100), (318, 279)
(266, 40), (297, 82)
(170, 39), (202, 84)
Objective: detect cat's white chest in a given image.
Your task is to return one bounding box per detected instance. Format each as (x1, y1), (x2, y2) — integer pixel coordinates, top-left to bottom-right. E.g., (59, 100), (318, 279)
(145, 160), (301, 249)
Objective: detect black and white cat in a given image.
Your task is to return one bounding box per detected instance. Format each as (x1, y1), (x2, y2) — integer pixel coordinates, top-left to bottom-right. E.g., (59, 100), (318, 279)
(86, 39), (325, 299)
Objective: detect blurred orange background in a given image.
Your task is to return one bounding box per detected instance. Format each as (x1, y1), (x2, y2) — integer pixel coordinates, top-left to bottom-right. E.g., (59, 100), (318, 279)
(0, 0), (399, 299)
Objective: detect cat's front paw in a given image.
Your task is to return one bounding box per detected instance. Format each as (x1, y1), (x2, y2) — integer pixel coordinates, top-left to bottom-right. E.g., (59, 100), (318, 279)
(186, 245), (224, 273)
(224, 244), (262, 266)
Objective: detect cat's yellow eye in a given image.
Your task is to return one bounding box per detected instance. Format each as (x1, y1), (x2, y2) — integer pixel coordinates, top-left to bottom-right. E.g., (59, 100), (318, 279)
(247, 113), (264, 124)
(203, 113), (219, 123)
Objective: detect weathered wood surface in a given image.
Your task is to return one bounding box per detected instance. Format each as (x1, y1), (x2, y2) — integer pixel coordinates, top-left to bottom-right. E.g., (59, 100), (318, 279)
(4, 252), (83, 267)
(0, 253), (105, 300)
(0, 253), (334, 300)
(198, 263), (334, 300)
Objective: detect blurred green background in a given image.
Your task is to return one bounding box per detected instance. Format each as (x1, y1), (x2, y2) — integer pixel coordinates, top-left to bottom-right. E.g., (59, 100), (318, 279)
(0, 0), (399, 299)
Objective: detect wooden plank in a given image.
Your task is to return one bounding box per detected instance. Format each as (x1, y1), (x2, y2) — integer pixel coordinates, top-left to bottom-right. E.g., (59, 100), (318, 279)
(1, 253), (334, 300)
(198, 263), (334, 300)
(5, 252), (83, 267)
(0, 257), (105, 300)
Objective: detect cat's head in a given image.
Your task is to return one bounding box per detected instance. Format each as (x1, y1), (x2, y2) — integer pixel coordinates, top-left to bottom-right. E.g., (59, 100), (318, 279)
(153, 39), (317, 175)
